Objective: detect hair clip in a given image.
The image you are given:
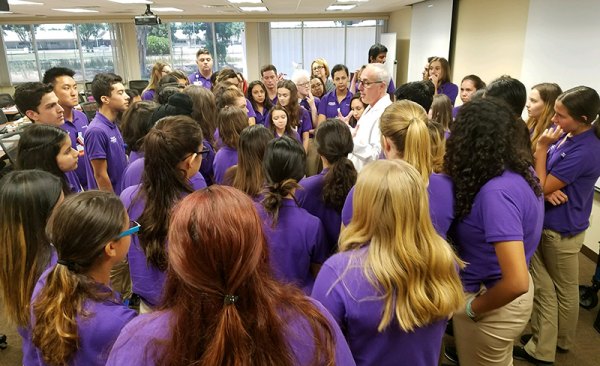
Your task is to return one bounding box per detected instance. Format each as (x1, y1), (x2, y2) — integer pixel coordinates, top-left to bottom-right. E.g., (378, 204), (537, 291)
(223, 294), (239, 305)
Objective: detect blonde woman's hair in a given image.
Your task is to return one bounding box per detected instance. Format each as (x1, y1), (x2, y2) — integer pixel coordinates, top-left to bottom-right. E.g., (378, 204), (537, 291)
(526, 83), (562, 152)
(144, 61), (170, 93)
(339, 160), (464, 332)
(380, 100), (432, 183)
(428, 120), (445, 174)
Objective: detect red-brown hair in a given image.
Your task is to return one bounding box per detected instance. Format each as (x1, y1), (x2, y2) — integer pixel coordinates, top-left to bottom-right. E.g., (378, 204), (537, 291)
(155, 186), (336, 365)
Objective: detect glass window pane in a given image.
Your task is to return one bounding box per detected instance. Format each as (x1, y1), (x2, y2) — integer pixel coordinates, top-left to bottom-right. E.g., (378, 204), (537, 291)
(171, 22), (204, 77)
(2, 24), (38, 83)
(136, 24), (172, 79)
(270, 26), (302, 79)
(78, 23), (114, 81)
(214, 22), (246, 75)
(35, 24), (83, 82)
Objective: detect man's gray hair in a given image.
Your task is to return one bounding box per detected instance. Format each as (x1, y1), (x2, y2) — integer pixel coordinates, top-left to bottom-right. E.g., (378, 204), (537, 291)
(291, 69), (311, 84)
(366, 63), (389, 86)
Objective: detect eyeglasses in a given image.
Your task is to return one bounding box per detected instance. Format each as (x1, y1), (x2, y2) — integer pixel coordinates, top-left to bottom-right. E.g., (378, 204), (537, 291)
(117, 221), (141, 238)
(358, 79), (383, 88)
(312, 65), (324, 71)
(297, 81), (310, 87)
(183, 148), (210, 161)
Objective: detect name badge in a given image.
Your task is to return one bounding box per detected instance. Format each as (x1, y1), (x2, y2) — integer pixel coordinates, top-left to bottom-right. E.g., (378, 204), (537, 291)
(328, 101), (336, 106)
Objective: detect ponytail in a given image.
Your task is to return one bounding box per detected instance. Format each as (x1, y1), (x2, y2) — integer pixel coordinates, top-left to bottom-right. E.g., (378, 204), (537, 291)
(403, 117), (432, 183)
(316, 119), (356, 210)
(323, 158), (356, 212)
(32, 265), (114, 366)
(262, 178), (300, 227)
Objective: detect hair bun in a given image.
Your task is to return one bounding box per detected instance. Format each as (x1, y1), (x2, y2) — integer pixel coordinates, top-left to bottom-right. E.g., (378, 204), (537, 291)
(150, 93), (193, 125)
(167, 93), (194, 115)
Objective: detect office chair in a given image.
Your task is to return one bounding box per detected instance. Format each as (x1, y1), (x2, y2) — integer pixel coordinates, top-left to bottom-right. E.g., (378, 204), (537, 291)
(0, 93), (15, 108)
(129, 80), (149, 95)
(0, 129), (22, 168)
(80, 102), (99, 123)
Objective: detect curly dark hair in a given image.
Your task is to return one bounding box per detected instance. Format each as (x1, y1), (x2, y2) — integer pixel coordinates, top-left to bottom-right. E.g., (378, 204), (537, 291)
(444, 98), (542, 219)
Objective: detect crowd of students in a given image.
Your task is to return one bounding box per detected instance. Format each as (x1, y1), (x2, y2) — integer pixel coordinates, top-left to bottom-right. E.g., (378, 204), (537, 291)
(1, 43), (599, 366)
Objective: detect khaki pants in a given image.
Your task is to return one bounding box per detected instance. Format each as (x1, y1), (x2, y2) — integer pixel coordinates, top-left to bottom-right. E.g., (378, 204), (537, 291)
(110, 258), (132, 301)
(454, 274), (534, 366)
(525, 229), (584, 362)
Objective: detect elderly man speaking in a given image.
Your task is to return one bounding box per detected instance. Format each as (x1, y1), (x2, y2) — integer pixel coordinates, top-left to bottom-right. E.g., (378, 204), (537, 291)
(349, 63), (392, 171)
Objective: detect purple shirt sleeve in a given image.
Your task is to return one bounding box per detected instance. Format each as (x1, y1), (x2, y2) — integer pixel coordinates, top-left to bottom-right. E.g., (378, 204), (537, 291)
(341, 186), (355, 227)
(246, 98), (256, 118)
(439, 82), (459, 105)
(85, 127), (109, 160)
(480, 189), (526, 243)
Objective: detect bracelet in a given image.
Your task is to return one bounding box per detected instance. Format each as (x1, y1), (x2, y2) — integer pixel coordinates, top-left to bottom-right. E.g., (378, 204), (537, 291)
(466, 297), (477, 320)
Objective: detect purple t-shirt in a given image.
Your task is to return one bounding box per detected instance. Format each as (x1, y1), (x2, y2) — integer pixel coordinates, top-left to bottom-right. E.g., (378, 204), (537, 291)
(450, 170), (544, 292)
(120, 178), (205, 307)
(213, 146), (238, 185)
(256, 199), (328, 294)
(311, 246), (448, 366)
(61, 109), (89, 188)
(84, 112), (127, 194)
(120, 157), (207, 193)
(341, 173), (455, 239)
(318, 90), (353, 119)
(544, 129), (600, 235)
(255, 107), (267, 126)
(128, 150), (144, 165)
(141, 89), (155, 101)
(106, 299), (355, 366)
(275, 130), (302, 145)
(452, 105), (461, 119)
(199, 139), (216, 186)
(246, 98), (256, 119)
(438, 82), (458, 106)
(23, 266), (136, 366)
(387, 78), (395, 96)
(65, 170), (83, 193)
(297, 169), (342, 253)
(187, 71), (212, 90)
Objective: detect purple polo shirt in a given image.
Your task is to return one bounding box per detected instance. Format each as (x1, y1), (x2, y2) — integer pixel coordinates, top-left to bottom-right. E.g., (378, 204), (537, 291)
(341, 173), (455, 239)
(246, 98), (256, 119)
(312, 246), (448, 366)
(61, 109), (88, 188)
(213, 146), (238, 184)
(317, 90), (353, 119)
(275, 130), (302, 145)
(438, 82), (458, 105)
(297, 169), (342, 253)
(120, 157), (144, 192)
(199, 139), (216, 186)
(106, 299), (355, 366)
(255, 107), (267, 126)
(300, 96), (321, 115)
(387, 78), (395, 95)
(544, 129), (600, 235)
(84, 112), (127, 194)
(141, 89), (155, 101)
(23, 266), (136, 366)
(187, 71), (212, 89)
(450, 170), (544, 293)
(256, 199), (328, 294)
(128, 150), (144, 165)
(120, 178), (206, 307)
(65, 170), (83, 193)
(265, 107), (312, 138)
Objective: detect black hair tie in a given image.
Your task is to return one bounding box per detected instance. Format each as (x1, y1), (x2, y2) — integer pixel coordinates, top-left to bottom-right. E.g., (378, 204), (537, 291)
(57, 259), (76, 271)
(223, 294), (239, 306)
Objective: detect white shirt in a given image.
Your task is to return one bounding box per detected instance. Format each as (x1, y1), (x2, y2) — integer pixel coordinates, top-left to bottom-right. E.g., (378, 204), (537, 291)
(349, 94), (392, 172)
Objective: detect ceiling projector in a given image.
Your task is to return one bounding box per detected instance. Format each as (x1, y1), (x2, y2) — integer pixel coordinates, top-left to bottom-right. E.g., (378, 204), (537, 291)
(135, 5), (161, 26)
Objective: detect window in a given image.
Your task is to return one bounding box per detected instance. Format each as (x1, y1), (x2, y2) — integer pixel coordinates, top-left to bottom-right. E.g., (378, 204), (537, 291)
(1, 23), (115, 84)
(137, 22), (246, 80)
(270, 20), (383, 79)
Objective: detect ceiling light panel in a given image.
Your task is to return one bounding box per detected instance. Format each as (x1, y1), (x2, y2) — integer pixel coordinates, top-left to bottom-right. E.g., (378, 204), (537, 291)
(239, 6), (268, 12)
(327, 4), (356, 11)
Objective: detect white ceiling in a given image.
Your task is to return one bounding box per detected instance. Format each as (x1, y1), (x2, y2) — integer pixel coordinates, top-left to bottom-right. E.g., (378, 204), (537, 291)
(0, 0), (418, 20)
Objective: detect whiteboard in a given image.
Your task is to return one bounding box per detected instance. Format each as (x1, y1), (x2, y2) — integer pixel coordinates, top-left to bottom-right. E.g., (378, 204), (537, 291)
(406, 0), (453, 82)
(520, 0), (600, 92)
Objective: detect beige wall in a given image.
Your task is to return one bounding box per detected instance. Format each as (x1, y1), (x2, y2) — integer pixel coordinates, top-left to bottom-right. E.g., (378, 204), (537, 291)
(387, 7), (412, 85)
(452, 0), (530, 87)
